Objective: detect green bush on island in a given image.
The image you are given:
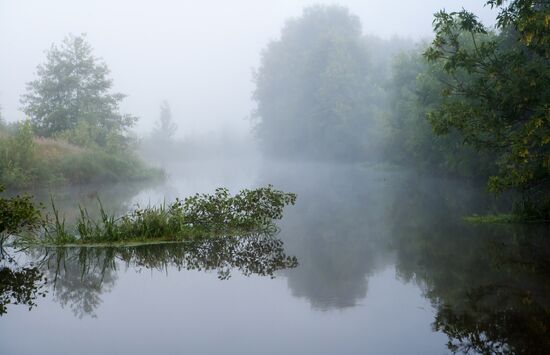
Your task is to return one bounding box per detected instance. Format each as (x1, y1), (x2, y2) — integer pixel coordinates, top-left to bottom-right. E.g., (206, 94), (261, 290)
(6, 185), (296, 246)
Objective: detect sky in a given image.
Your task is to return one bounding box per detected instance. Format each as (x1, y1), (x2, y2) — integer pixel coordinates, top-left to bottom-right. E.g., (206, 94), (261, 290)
(0, 0), (497, 138)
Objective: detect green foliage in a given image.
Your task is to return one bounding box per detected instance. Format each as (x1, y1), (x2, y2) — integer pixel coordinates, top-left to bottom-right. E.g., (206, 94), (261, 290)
(21, 186), (296, 246)
(385, 47), (498, 179)
(253, 5), (382, 160)
(20, 34), (137, 147)
(425, 0), (550, 218)
(182, 186), (297, 232)
(0, 186), (42, 242)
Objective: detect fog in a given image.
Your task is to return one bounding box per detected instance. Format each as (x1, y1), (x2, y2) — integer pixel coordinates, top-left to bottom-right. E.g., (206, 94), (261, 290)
(0, 0), (495, 138)
(2, 2), (550, 353)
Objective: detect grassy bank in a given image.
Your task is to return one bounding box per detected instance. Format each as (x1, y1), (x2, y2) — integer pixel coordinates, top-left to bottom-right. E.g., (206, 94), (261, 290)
(0, 123), (163, 190)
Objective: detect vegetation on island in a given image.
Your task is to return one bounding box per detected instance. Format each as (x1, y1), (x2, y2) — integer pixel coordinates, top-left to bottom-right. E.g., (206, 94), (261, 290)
(2, 185), (296, 246)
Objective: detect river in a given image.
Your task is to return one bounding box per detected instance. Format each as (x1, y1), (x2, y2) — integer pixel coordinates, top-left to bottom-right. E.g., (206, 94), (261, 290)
(1, 160), (549, 354)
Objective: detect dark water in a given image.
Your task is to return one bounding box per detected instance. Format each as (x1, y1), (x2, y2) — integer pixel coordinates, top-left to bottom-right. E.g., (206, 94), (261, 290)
(1, 161), (549, 354)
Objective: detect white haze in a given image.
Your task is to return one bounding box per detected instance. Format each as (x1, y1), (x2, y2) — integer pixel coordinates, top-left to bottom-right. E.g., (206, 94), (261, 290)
(0, 0), (496, 139)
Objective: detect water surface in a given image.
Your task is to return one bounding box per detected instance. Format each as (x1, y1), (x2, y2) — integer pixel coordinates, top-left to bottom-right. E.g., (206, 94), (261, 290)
(1, 161), (549, 354)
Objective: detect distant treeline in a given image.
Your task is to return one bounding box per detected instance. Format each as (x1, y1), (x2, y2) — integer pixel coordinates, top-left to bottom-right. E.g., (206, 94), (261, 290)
(252, 1), (549, 220)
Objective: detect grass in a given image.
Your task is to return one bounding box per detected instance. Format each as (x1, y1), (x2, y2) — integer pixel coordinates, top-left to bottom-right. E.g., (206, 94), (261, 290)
(13, 186), (296, 246)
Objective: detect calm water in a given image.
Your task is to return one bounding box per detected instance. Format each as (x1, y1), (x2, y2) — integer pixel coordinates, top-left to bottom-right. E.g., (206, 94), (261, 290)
(1, 161), (549, 354)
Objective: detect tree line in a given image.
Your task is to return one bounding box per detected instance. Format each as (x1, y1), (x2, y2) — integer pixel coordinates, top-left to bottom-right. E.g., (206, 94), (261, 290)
(252, 1), (549, 220)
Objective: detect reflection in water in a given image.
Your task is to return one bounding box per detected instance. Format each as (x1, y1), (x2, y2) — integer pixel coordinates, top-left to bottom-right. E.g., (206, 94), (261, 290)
(0, 250), (47, 316)
(262, 162), (550, 353)
(258, 163), (505, 311)
(390, 174), (550, 354)
(39, 247), (118, 318)
(28, 233), (297, 317)
(269, 164), (394, 310)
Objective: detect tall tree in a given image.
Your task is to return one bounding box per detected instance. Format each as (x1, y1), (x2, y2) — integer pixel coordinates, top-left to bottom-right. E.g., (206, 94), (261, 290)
(21, 34), (136, 147)
(152, 101), (177, 140)
(253, 5), (379, 161)
(425, 0), (550, 218)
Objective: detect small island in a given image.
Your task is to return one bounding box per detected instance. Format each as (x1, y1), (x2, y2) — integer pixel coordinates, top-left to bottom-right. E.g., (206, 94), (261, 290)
(1, 185), (296, 247)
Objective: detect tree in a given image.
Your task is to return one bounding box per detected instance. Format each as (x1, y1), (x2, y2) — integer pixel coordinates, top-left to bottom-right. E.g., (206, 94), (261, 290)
(385, 47), (498, 179)
(252, 5), (380, 161)
(21, 34), (137, 147)
(152, 101), (177, 140)
(424, 0), (550, 218)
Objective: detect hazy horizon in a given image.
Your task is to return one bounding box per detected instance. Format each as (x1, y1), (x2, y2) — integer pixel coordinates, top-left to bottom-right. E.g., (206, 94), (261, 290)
(0, 0), (496, 138)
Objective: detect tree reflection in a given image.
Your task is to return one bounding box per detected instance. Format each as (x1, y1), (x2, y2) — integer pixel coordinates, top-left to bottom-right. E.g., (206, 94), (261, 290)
(390, 174), (550, 354)
(28, 233), (297, 317)
(258, 163), (394, 310)
(39, 247), (118, 318)
(0, 249), (47, 316)
(116, 234), (298, 279)
(430, 228), (550, 354)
